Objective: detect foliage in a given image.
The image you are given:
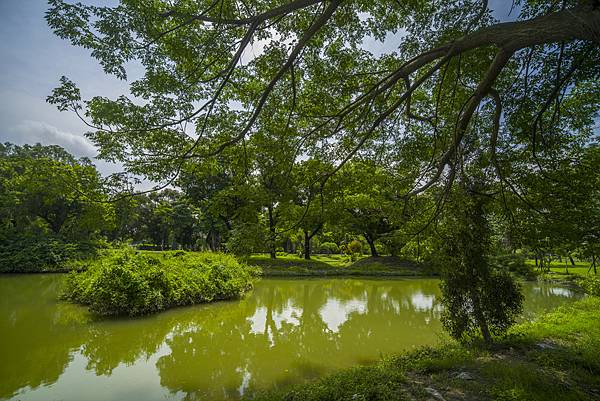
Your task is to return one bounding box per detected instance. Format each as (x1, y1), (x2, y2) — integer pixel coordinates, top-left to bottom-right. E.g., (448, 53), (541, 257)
(439, 184), (524, 343)
(489, 254), (536, 279)
(62, 249), (258, 316)
(225, 223), (267, 256)
(346, 240), (363, 255)
(441, 267), (524, 342)
(248, 254), (426, 276)
(0, 143), (110, 271)
(317, 242), (340, 254)
(578, 275), (600, 296)
(0, 228), (97, 273)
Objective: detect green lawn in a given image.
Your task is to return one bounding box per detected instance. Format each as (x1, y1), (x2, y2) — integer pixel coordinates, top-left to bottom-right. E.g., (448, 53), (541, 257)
(251, 296), (600, 400)
(525, 259), (598, 283)
(247, 253), (435, 276)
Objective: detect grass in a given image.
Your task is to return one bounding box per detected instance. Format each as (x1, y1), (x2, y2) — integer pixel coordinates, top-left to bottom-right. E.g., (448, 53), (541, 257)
(247, 253), (435, 277)
(525, 259), (595, 278)
(251, 296), (600, 400)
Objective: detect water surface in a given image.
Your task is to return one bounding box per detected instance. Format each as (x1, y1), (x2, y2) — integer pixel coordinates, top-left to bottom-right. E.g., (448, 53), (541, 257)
(0, 275), (582, 401)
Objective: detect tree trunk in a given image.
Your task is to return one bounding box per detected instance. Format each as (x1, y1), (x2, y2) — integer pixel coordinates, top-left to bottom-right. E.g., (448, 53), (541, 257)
(472, 293), (492, 344)
(365, 233), (378, 257)
(569, 255), (575, 266)
(303, 229), (311, 260)
(268, 204), (276, 259)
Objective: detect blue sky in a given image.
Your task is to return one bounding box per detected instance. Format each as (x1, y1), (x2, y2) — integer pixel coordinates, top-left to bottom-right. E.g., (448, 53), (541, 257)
(0, 0), (516, 175)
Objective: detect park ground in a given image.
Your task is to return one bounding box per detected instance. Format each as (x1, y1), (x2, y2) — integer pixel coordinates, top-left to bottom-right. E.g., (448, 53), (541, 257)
(247, 253), (436, 276)
(249, 252), (597, 279)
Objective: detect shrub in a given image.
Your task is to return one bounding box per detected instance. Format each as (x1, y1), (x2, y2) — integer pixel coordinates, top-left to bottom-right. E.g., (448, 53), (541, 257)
(225, 224), (266, 256)
(441, 267), (524, 342)
(578, 275), (600, 296)
(318, 242), (340, 254)
(62, 249), (258, 316)
(489, 254), (535, 279)
(0, 229), (98, 272)
(439, 183), (523, 343)
(347, 240), (363, 255)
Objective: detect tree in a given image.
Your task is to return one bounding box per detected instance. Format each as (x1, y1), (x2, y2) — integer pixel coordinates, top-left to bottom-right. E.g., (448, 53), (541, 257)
(336, 161), (404, 257)
(285, 159), (339, 259)
(439, 180), (523, 343)
(0, 143), (111, 271)
(0, 142), (110, 240)
(45, 0), (599, 197)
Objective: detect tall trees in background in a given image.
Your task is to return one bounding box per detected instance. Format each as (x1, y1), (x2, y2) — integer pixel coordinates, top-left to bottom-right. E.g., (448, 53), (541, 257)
(0, 143), (110, 271)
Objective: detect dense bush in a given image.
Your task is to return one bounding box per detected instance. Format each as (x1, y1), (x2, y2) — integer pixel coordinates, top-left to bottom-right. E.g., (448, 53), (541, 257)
(343, 240), (362, 255)
(62, 249), (258, 316)
(440, 184), (523, 343)
(0, 229), (97, 272)
(318, 242), (340, 254)
(489, 254), (536, 279)
(225, 224), (267, 256)
(578, 275), (600, 296)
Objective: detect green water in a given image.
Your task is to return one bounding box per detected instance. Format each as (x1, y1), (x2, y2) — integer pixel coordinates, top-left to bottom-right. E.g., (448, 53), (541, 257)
(0, 275), (582, 401)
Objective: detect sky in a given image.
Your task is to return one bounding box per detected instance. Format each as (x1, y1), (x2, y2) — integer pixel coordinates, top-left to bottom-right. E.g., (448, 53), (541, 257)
(0, 0), (516, 177)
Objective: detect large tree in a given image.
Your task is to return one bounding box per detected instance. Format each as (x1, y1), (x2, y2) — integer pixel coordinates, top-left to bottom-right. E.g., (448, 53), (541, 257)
(46, 0), (599, 196)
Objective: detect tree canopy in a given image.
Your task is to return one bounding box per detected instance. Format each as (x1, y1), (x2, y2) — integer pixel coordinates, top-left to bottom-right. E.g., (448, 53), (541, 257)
(45, 0), (599, 200)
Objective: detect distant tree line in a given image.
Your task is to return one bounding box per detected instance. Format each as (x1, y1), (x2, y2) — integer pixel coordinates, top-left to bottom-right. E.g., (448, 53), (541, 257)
(3, 142), (599, 276)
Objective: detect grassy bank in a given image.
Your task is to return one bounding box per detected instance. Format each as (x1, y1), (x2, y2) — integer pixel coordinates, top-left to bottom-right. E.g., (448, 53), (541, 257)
(248, 254), (435, 277)
(62, 249), (259, 316)
(252, 296), (600, 401)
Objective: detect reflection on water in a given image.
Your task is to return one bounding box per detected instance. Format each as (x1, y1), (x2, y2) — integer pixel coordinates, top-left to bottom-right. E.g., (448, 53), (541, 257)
(0, 276), (582, 401)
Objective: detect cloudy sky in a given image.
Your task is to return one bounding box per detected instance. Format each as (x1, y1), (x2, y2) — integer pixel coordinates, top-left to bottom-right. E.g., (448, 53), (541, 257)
(0, 0), (515, 176)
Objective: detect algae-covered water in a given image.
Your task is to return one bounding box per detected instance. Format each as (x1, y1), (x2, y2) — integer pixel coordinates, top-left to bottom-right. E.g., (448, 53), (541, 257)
(0, 275), (582, 401)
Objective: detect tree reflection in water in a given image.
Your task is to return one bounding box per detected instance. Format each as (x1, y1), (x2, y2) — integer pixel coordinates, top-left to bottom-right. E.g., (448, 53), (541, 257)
(0, 276), (582, 401)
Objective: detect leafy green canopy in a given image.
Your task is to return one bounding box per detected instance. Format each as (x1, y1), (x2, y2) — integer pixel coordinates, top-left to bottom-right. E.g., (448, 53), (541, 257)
(0, 143), (111, 271)
(45, 0), (600, 199)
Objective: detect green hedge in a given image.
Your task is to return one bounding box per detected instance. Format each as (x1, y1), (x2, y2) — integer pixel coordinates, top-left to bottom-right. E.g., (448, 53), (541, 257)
(62, 249), (259, 316)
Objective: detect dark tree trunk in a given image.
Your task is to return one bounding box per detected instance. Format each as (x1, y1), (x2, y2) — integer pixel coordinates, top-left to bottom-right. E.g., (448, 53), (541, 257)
(303, 229), (311, 260)
(365, 233), (378, 257)
(268, 204), (276, 259)
(472, 293), (492, 344)
(569, 255), (575, 266)
(303, 223), (323, 260)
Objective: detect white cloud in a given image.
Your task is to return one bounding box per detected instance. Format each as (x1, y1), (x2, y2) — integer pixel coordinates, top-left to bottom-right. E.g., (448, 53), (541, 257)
(7, 120), (97, 157)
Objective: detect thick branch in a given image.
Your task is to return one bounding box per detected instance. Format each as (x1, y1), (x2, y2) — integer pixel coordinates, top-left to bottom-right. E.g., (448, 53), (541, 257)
(164, 0), (326, 26)
(408, 49), (514, 196)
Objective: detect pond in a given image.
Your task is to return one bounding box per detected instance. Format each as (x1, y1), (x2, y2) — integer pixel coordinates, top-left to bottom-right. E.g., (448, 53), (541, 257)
(0, 275), (583, 401)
